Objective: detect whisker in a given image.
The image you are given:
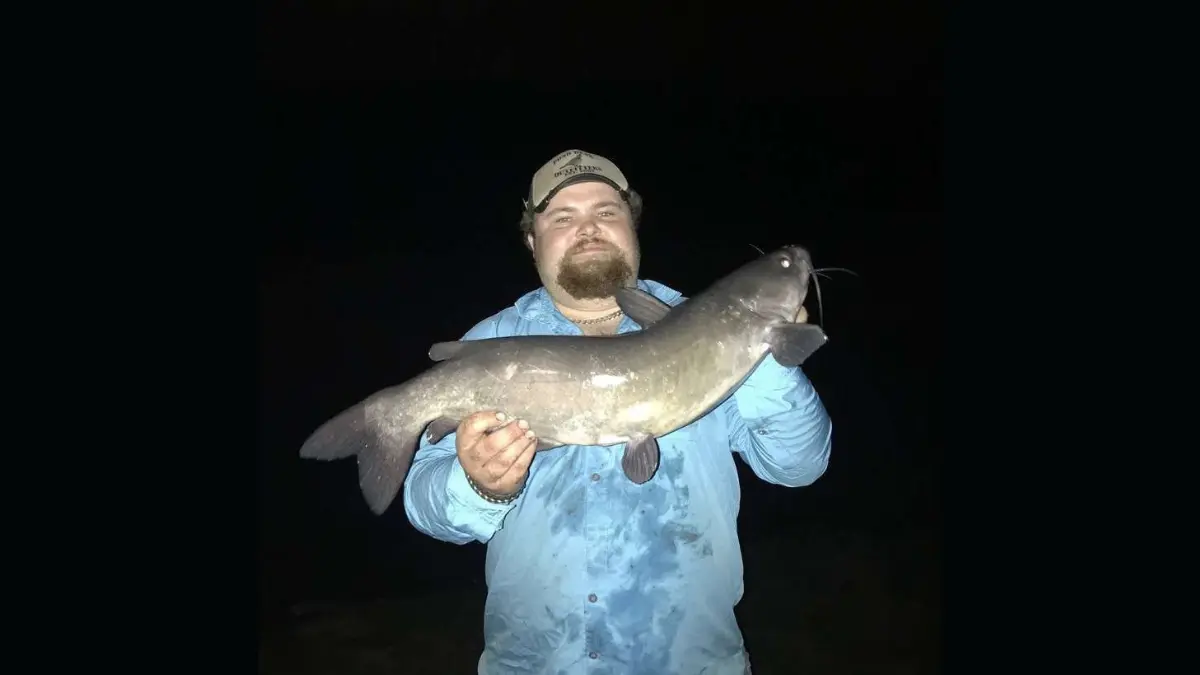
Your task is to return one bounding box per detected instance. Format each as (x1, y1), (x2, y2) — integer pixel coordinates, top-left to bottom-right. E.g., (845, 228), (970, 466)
(811, 266), (825, 327)
(807, 267), (858, 327)
(812, 266), (860, 277)
(748, 243), (765, 255)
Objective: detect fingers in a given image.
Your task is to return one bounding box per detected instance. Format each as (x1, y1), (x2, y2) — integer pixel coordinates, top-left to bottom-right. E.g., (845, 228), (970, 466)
(458, 410), (508, 448)
(486, 418), (532, 453)
(483, 427), (534, 475)
(795, 306), (809, 323)
(457, 411), (540, 492)
(500, 438), (539, 483)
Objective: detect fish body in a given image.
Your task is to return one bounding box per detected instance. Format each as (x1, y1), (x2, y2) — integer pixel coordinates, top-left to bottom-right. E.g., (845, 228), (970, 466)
(299, 245), (829, 514)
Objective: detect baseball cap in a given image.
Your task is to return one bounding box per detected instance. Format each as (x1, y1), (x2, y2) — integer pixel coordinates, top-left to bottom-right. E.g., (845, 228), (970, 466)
(525, 149), (631, 212)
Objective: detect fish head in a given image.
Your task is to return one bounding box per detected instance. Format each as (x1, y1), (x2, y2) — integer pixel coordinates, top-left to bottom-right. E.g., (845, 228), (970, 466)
(731, 245), (813, 323)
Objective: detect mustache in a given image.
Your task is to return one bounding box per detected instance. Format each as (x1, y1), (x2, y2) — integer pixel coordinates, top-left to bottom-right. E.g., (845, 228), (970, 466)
(569, 239), (614, 253)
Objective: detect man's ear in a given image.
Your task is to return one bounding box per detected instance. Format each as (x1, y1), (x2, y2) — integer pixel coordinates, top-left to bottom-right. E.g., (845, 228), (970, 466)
(524, 232), (535, 253)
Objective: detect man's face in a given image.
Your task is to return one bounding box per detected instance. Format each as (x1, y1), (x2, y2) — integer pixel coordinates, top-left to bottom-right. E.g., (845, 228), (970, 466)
(528, 181), (640, 301)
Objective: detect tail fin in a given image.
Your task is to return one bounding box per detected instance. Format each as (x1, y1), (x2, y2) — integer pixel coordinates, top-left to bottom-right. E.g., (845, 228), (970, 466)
(299, 390), (429, 515)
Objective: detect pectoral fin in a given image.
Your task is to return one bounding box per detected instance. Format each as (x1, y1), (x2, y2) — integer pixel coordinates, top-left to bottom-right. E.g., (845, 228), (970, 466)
(767, 323), (829, 366)
(620, 434), (661, 484)
(615, 288), (676, 328)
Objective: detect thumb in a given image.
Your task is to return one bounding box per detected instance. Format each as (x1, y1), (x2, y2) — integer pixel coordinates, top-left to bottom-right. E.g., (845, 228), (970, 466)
(460, 411), (507, 446)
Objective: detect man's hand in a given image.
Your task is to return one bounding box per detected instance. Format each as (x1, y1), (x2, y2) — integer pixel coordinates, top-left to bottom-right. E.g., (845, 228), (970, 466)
(456, 411), (539, 498)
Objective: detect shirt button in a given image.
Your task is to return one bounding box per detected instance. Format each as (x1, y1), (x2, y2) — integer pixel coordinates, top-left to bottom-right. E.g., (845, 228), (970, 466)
(589, 652), (599, 659)
(588, 593), (597, 602)
(590, 473), (600, 482)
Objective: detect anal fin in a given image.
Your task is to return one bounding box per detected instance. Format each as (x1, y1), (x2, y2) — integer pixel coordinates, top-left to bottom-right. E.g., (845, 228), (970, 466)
(620, 434), (661, 484)
(425, 417), (460, 444)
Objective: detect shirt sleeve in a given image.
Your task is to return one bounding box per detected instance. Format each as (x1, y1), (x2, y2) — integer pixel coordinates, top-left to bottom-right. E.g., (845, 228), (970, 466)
(402, 317), (519, 544)
(725, 352), (833, 487)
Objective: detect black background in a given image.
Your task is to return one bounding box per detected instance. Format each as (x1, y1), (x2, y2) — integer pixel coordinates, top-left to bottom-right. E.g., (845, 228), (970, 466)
(256, 2), (943, 672)
(11, 1), (1161, 672)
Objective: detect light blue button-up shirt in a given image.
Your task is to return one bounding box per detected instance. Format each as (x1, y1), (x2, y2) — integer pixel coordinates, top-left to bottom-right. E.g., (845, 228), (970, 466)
(403, 279), (833, 675)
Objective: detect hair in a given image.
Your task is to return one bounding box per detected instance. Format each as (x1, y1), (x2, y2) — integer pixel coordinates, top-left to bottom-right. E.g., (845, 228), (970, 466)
(519, 187), (644, 238)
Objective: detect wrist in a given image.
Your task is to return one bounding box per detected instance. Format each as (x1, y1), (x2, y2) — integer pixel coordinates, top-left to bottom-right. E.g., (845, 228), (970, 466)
(465, 472), (524, 504)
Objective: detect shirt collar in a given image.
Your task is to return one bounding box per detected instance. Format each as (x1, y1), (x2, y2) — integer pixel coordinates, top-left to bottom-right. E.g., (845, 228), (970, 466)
(513, 279), (684, 334)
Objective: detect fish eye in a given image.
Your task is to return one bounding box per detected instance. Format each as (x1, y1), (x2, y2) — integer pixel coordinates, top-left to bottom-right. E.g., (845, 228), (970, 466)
(779, 257), (791, 268)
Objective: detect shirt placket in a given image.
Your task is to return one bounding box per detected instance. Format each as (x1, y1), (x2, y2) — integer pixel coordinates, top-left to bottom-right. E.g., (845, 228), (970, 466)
(583, 444), (617, 666)
(535, 299), (639, 667)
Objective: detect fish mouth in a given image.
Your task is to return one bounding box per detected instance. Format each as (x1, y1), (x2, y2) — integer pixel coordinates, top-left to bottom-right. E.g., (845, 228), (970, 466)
(759, 311), (802, 325)
(744, 303), (803, 325)
(742, 287), (808, 325)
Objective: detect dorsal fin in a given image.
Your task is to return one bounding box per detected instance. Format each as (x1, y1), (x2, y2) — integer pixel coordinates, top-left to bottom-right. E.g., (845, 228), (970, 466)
(428, 340), (492, 362)
(615, 287), (676, 328)
(428, 341), (463, 361)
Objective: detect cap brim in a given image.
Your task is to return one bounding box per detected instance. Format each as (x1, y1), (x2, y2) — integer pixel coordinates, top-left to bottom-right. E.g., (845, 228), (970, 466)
(533, 174), (625, 212)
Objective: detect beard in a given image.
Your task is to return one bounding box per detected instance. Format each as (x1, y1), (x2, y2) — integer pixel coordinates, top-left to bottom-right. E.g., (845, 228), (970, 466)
(555, 240), (636, 300)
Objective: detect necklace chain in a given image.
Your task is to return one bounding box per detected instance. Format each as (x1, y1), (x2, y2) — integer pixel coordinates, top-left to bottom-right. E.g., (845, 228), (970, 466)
(572, 309), (624, 325)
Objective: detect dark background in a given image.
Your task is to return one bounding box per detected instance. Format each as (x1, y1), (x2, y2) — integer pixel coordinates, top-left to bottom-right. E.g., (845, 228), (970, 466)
(257, 2), (941, 673)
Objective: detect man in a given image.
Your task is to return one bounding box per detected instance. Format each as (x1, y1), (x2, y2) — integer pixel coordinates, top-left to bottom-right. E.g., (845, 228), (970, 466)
(403, 149), (833, 675)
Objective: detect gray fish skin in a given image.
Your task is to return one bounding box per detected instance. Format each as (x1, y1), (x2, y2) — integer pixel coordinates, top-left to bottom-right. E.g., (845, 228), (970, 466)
(299, 245), (828, 515)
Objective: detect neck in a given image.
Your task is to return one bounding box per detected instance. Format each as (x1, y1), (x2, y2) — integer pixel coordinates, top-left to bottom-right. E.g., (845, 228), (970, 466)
(553, 298), (618, 320)
(548, 295), (624, 336)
